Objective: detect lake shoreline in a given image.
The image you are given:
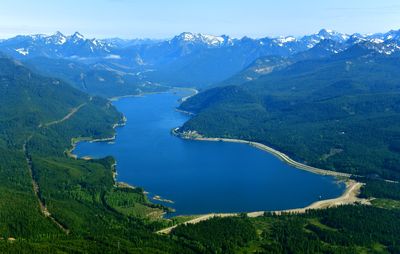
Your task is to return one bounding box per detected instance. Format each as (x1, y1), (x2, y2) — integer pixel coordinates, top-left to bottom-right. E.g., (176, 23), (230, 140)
(157, 179), (370, 234)
(172, 129), (352, 178)
(158, 127), (369, 233)
(109, 86), (199, 102)
(68, 88), (198, 199)
(71, 90), (358, 223)
(66, 116), (126, 160)
(68, 86), (197, 160)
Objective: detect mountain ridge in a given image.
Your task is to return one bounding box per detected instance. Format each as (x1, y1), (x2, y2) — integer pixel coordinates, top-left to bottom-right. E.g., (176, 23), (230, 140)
(1, 28), (400, 92)
(3, 28), (399, 56)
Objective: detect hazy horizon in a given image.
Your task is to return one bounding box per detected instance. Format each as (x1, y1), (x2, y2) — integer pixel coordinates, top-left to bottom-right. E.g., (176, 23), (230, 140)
(1, 0), (400, 39)
(1, 27), (400, 41)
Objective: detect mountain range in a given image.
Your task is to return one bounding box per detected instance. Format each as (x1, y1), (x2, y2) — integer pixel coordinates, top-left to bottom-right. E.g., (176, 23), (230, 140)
(3, 29), (400, 60)
(1, 29), (400, 96)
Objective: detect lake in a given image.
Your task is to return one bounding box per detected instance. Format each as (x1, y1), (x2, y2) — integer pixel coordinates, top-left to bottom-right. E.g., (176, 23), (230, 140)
(74, 91), (344, 216)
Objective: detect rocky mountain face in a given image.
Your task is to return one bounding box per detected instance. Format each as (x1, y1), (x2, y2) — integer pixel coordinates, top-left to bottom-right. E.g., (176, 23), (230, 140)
(1, 29), (399, 91)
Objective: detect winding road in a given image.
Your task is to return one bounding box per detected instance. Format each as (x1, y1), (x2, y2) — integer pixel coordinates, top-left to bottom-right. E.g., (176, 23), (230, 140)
(23, 100), (89, 234)
(43, 103), (87, 127)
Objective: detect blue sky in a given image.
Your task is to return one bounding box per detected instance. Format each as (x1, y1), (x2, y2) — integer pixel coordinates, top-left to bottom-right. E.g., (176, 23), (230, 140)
(0, 0), (399, 39)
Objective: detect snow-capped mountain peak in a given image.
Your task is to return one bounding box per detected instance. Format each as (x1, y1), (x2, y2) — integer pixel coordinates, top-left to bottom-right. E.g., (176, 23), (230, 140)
(70, 32), (85, 42)
(2, 29), (400, 61)
(173, 32), (230, 47)
(275, 36), (297, 46)
(200, 33), (226, 45)
(383, 29), (400, 41)
(318, 29), (334, 37)
(317, 29), (349, 41)
(46, 31), (67, 45)
(180, 32), (195, 41)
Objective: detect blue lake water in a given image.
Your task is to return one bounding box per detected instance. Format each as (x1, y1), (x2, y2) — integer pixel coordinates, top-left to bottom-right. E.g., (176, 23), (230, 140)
(74, 91), (344, 216)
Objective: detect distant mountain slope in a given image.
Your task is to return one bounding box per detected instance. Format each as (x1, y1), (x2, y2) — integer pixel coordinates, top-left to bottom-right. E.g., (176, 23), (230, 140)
(3, 29), (400, 91)
(0, 32), (117, 59)
(218, 36), (400, 88)
(23, 57), (167, 97)
(119, 30), (353, 86)
(0, 32), (167, 97)
(179, 44), (400, 180)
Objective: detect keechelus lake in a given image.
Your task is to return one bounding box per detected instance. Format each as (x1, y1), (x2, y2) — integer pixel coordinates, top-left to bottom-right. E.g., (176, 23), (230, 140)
(74, 91), (344, 216)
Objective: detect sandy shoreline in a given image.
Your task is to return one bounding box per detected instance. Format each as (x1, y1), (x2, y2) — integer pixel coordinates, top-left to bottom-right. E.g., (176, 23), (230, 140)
(156, 129), (366, 234)
(179, 88), (198, 102)
(157, 180), (368, 234)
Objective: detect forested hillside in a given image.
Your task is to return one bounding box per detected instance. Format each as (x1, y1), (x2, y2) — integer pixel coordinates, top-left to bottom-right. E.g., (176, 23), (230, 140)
(180, 45), (400, 180)
(171, 205), (400, 254)
(0, 56), (193, 253)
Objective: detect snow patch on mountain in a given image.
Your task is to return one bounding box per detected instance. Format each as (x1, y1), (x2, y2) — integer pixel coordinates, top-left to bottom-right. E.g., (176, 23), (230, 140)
(2, 29), (400, 61)
(15, 48), (29, 55)
(277, 36), (296, 43)
(104, 54), (121, 59)
(175, 32), (230, 47)
(201, 34), (225, 45)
